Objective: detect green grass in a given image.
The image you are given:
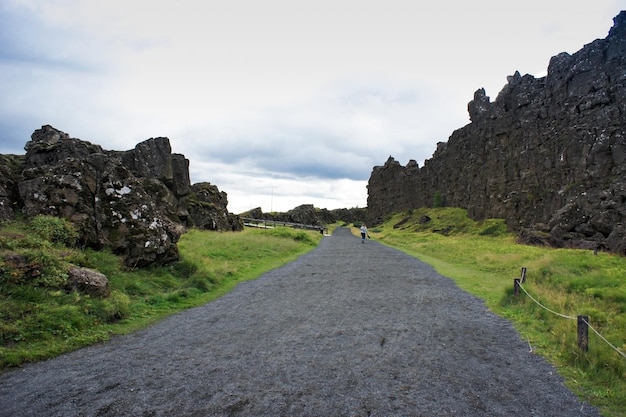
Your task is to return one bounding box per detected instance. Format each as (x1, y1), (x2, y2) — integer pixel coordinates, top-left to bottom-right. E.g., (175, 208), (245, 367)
(0, 216), (322, 370)
(362, 208), (626, 417)
(3, 212), (624, 415)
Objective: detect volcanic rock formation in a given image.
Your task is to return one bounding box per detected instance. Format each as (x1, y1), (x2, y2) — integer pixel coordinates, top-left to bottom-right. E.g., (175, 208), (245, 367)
(367, 12), (626, 254)
(0, 125), (243, 267)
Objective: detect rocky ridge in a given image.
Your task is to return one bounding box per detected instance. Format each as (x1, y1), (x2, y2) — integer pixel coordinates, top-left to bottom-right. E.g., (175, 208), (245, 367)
(367, 11), (626, 254)
(1, 125), (242, 267)
(241, 204), (366, 227)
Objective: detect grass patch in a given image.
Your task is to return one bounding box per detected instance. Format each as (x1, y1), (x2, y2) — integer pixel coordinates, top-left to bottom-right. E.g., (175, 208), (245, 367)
(363, 209), (626, 417)
(1, 218), (321, 370)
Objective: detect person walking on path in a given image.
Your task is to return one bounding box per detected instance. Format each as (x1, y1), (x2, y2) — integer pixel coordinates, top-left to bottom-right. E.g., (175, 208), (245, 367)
(360, 223), (368, 243)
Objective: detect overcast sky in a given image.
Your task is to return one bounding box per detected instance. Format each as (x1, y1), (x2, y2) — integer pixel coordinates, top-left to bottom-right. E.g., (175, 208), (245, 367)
(1, 1), (623, 213)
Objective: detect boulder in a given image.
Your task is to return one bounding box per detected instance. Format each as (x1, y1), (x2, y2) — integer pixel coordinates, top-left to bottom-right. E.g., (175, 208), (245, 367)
(68, 266), (110, 297)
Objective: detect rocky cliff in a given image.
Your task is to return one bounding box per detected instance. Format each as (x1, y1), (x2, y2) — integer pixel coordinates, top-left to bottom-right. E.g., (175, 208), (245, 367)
(0, 125), (243, 267)
(367, 11), (626, 254)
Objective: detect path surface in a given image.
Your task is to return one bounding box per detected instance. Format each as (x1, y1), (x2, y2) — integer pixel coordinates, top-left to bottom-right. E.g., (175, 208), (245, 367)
(0, 228), (601, 416)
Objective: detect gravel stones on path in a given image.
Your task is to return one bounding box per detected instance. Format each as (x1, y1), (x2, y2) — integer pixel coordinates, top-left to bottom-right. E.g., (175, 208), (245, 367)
(0, 228), (601, 416)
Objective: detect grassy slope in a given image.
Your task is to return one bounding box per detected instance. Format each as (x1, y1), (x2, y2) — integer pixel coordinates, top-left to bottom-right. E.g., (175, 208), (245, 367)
(364, 208), (626, 417)
(0, 217), (322, 370)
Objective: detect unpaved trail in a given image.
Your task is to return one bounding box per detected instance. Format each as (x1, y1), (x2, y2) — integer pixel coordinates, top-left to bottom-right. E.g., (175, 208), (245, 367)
(0, 228), (600, 416)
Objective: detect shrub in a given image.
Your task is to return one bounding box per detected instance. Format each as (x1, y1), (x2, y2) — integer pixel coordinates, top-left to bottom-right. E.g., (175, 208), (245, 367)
(91, 291), (131, 323)
(478, 219), (509, 236)
(169, 259), (198, 279)
(29, 215), (78, 247)
(2, 249), (68, 289)
(433, 191), (445, 208)
(293, 231), (315, 244)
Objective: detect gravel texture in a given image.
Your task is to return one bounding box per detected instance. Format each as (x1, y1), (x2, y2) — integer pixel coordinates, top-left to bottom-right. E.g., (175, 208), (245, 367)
(0, 227), (601, 416)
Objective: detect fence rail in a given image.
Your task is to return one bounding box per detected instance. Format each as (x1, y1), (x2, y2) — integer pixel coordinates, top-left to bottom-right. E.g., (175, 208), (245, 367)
(241, 217), (325, 232)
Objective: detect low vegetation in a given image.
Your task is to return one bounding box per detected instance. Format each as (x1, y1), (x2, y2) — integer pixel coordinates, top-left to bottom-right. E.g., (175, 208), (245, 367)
(0, 216), (322, 370)
(2, 210), (624, 416)
(366, 207), (626, 417)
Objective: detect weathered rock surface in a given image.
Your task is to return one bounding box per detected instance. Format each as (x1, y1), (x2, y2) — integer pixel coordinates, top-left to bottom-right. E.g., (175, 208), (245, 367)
(367, 12), (626, 254)
(0, 154), (23, 219)
(1, 125), (243, 267)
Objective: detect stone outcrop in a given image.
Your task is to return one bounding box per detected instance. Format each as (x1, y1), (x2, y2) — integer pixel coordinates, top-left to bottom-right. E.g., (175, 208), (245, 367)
(240, 204), (366, 226)
(1, 125), (243, 267)
(367, 12), (626, 254)
(183, 182), (243, 231)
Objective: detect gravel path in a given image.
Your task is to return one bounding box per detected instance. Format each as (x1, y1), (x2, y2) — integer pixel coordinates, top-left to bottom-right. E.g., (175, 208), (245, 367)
(0, 228), (601, 417)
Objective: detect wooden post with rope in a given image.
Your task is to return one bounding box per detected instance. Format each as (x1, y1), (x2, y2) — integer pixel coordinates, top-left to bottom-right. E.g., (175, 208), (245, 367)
(578, 315), (589, 352)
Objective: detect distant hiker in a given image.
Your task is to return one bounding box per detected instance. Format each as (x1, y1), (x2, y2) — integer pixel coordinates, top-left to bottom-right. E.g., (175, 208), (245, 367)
(360, 224), (368, 243)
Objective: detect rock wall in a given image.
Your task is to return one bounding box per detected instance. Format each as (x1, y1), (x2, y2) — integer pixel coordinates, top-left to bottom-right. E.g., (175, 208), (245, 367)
(367, 12), (626, 254)
(1, 125), (243, 267)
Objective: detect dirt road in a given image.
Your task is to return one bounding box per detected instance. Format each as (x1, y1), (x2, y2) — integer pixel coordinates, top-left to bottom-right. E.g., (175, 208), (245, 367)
(0, 228), (600, 416)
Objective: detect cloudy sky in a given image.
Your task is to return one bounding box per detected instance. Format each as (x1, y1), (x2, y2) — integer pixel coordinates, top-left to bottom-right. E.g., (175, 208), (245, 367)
(0, 1), (622, 214)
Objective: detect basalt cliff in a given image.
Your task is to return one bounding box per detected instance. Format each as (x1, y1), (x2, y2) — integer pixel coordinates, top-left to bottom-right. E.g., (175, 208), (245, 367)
(0, 125), (243, 267)
(367, 12), (626, 254)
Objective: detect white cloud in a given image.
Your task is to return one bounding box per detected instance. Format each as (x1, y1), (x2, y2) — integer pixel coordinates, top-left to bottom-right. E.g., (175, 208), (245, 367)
(189, 159), (367, 214)
(1, 0), (622, 213)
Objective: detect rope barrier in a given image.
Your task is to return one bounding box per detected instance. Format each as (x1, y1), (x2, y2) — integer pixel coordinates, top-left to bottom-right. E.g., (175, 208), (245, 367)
(517, 281), (626, 361)
(582, 317), (626, 360)
(518, 282), (577, 320)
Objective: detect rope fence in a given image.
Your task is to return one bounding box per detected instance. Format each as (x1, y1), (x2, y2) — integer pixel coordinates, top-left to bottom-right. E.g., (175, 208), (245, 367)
(513, 267), (626, 361)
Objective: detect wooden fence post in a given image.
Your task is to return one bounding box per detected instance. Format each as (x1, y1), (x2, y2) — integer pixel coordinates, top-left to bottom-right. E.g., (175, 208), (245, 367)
(578, 315), (589, 352)
(514, 278), (520, 296)
(521, 267), (527, 283)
